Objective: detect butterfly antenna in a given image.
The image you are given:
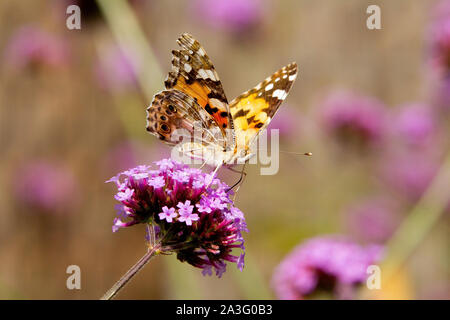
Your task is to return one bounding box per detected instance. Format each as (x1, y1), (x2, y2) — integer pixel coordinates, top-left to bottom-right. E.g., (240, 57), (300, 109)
(280, 151), (313, 156)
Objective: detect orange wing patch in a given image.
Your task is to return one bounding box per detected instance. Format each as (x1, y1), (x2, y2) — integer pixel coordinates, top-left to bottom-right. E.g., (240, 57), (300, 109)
(172, 76), (230, 130)
(164, 33), (234, 144)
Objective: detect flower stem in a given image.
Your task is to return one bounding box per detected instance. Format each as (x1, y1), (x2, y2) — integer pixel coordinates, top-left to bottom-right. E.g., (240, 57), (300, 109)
(100, 244), (161, 300)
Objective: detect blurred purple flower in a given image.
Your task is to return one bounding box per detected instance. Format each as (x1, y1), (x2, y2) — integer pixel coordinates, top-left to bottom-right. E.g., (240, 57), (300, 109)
(379, 152), (439, 202)
(267, 106), (301, 141)
(95, 45), (140, 93)
(346, 197), (400, 244)
(4, 26), (70, 70)
(427, 1), (450, 113)
(428, 1), (450, 76)
(392, 103), (438, 148)
(432, 0), (450, 20)
(272, 236), (383, 299)
(191, 0), (264, 34)
(319, 91), (386, 150)
(108, 159), (247, 277)
(13, 161), (78, 213)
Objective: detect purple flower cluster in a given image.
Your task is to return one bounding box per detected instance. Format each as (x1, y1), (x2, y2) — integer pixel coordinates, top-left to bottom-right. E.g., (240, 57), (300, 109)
(319, 91), (386, 150)
(392, 103), (438, 149)
(191, 0), (264, 35)
(95, 44), (140, 93)
(429, 1), (450, 77)
(428, 0), (450, 110)
(346, 197), (400, 244)
(13, 160), (79, 213)
(4, 25), (69, 70)
(108, 159), (247, 277)
(272, 236), (382, 300)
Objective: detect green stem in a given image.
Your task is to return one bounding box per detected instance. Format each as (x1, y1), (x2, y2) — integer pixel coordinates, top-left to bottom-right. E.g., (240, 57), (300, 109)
(100, 244), (161, 300)
(96, 0), (163, 100)
(371, 150), (450, 291)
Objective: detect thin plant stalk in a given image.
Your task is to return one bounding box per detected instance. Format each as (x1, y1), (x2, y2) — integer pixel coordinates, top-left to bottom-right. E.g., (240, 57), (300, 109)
(362, 150), (450, 297)
(100, 244), (161, 300)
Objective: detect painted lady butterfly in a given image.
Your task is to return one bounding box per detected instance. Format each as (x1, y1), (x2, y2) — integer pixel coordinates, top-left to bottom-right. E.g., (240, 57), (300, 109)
(146, 33), (298, 170)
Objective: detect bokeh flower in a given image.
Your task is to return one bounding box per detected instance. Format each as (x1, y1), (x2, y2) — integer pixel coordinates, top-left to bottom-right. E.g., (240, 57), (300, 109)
(4, 25), (70, 70)
(379, 152), (439, 203)
(94, 44), (140, 93)
(391, 103), (438, 149)
(13, 160), (79, 213)
(318, 91), (386, 150)
(266, 106), (301, 141)
(191, 0), (264, 35)
(427, 0), (450, 112)
(345, 197), (400, 244)
(108, 159), (247, 277)
(428, 3), (450, 77)
(272, 236), (383, 299)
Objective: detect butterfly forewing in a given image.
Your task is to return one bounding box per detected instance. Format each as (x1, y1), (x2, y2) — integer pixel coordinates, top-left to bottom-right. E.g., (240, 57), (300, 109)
(230, 63), (298, 150)
(164, 33), (235, 149)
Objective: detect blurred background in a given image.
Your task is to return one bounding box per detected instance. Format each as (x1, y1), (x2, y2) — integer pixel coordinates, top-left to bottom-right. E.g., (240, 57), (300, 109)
(0, 0), (449, 299)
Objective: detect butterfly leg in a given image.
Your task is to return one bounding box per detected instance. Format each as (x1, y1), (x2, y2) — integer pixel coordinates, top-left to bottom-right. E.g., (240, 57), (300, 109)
(204, 161), (223, 190)
(226, 163), (248, 200)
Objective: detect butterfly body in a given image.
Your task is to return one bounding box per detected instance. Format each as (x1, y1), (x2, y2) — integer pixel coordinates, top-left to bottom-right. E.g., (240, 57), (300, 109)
(146, 33), (298, 168)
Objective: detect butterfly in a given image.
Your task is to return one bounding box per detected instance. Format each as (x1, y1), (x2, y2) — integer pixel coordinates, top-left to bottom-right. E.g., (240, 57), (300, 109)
(146, 33), (298, 171)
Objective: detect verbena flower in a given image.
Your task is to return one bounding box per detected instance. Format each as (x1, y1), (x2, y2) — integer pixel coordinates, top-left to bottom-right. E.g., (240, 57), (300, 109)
(191, 0), (264, 35)
(95, 44), (140, 93)
(318, 90), (386, 150)
(13, 160), (79, 213)
(378, 151), (439, 203)
(428, 4), (450, 77)
(4, 25), (69, 70)
(272, 236), (382, 299)
(391, 103), (438, 149)
(427, 1), (450, 112)
(107, 159), (247, 277)
(345, 197), (400, 244)
(266, 106), (302, 142)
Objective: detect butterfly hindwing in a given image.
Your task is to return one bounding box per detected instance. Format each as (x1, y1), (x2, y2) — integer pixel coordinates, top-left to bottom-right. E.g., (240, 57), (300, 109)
(146, 90), (222, 147)
(164, 33), (234, 148)
(230, 63), (298, 149)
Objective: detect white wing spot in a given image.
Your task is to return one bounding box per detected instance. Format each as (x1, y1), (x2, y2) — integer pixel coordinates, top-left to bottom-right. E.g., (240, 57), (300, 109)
(282, 75), (287, 79)
(184, 63), (192, 73)
(273, 89), (287, 100)
(289, 74), (297, 81)
(265, 83), (274, 91)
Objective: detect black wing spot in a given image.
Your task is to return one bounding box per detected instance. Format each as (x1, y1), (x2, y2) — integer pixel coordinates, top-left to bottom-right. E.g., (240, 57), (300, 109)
(168, 104), (177, 113)
(234, 109), (250, 118)
(254, 122), (264, 128)
(204, 103), (218, 115)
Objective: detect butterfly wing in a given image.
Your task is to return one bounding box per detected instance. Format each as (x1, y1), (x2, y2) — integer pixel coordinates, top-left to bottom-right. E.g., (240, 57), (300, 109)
(146, 90), (224, 147)
(230, 63), (298, 151)
(165, 33), (235, 150)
